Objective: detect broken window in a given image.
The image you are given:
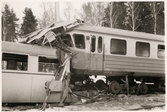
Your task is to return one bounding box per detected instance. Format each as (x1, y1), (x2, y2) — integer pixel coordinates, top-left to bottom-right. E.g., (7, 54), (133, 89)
(110, 38), (126, 55)
(73, 34), (85, 49)
(98, 36), (102, 53)
(136, 42), (150, 57)
(62, 34), (73, 47)
(38, 56), (59, 73)
(2, 53), (28, 71)
(158, 45), (165, 59)
(91, 36), (96, 52)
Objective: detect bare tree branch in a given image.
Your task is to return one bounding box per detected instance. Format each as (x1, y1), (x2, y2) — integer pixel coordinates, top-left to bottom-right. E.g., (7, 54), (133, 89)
(128, 22), (133, 29)
(157, 2), (163, 15)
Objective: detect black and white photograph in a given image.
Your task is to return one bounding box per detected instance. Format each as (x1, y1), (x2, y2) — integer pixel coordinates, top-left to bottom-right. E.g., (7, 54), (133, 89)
(1, 0), (166, 111)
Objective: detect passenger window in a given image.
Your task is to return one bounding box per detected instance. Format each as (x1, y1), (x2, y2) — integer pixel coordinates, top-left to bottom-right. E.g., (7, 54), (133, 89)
(73, 34), (85, 49)
(136, 42), (150, 57)
(110, 39), (126, 55)
(2, 53), (28, 71)
(158, 45), (165, 59)
(98, 36), (102, 53)
(91, 36), (96, 52)
(62, 34), (73, 47)
(38, 56), (59, 73)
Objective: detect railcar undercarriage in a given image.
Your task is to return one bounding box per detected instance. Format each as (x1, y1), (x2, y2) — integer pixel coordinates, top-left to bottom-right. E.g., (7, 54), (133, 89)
(70, 74), (165, 96)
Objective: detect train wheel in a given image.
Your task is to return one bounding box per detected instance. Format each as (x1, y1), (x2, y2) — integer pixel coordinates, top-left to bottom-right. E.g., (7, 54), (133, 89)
(109, 81), (120, 94)
(139, 83), (148, 94)
(95, 80), (105, 90)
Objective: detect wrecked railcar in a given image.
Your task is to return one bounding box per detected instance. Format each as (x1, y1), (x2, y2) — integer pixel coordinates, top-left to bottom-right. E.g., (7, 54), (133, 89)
(2, 41), (78, 103)
(64, 25), (165, 94)
(2, 20), (165, 104)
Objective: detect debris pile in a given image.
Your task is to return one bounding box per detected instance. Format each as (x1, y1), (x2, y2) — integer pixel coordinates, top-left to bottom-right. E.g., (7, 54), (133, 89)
(2, 93), (165, 111)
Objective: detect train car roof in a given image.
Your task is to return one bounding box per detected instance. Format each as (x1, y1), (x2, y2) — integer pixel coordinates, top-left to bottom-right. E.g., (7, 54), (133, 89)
(17, 20), (164, 44)
(73, 25), (164, 42)
(2, 41), (57, 58)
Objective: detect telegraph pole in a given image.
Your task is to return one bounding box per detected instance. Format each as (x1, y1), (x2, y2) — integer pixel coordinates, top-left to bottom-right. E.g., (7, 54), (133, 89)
(55, 2), (61, 23)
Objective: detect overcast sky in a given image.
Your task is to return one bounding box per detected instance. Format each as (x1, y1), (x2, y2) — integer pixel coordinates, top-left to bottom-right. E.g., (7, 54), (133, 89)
(1, 1), (84, 24)
(2, 2), (41, 19)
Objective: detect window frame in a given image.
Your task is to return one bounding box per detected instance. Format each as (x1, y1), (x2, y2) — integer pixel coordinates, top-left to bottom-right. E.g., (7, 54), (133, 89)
(38, 56), (59, 73)
(135, 41), (150, 57)
(73, 34), (86, 49)
(98, 36), (103, 53)
(2, 52), (28, 71)
(91, 36), (96, 53)
(157, 44), (165, 59)
(110, 38), (127, 55)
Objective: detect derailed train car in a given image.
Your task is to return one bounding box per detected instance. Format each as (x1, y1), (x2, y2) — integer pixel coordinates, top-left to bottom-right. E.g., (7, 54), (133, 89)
(2, 20), (165, 103)
(66, 25), (165, 94)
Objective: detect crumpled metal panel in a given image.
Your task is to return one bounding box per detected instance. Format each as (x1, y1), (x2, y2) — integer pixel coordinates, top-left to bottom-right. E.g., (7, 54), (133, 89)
(18, 19), (84, 45)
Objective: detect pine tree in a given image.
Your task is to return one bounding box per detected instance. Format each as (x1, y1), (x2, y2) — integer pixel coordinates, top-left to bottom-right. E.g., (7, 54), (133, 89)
(21, 7), (38, 35)
(2, 4), (19, 41)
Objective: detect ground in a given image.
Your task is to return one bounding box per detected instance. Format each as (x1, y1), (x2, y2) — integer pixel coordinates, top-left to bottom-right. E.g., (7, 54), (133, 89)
(2, 93), (165, 111)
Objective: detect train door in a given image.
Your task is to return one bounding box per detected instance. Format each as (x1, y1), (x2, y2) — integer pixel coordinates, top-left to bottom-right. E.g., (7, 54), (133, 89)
(90, 36), (103, 71)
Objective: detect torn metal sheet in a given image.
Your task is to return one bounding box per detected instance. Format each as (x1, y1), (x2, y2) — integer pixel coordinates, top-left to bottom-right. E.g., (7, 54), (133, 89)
(18, 19), (84, 45)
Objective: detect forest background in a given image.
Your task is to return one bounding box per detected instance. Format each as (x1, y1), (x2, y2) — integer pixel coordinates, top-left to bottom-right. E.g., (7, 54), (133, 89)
(1, 1), (164, 42)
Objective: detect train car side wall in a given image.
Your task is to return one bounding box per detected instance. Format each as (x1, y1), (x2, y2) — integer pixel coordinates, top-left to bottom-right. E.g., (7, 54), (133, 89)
(68, 29), (165, 77)
(103, 34), (165, 76)
(2, 41), (64, 103)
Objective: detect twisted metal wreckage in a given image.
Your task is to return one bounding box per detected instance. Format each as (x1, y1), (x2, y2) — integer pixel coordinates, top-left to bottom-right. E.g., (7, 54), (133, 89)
(18, 19), (91, 110)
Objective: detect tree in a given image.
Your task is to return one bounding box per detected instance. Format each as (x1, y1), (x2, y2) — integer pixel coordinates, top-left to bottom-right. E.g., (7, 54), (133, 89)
(63, 2), (74, 20)
(136, 2), (153, 34)
(80, 1), (164, 35)
(102, 2), (127, 29)
(145, 2), (164, 35)
(125, 2), (142, 31)
(81, 2), (105, 26)
(102, 2), (113, 27)
(2, 4), (19, 41)
(20, 7), (38, 35)
(156, 4), (164, 35)
(81, 2), (92, 25)
(38, 2), (55, 28)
